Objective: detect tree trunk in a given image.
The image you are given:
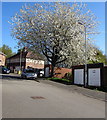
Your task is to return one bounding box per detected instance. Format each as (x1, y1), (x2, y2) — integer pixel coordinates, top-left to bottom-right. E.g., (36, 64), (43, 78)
(50, 64), (55, 77)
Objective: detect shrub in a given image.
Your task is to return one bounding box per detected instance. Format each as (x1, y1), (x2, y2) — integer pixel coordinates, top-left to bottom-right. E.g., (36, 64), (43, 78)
(64, 72), (72, 81)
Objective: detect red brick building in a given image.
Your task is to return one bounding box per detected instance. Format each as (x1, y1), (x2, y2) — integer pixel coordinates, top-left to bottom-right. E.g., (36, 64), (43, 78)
(6, 49), (44, 72)
(0, 52), (6, 66)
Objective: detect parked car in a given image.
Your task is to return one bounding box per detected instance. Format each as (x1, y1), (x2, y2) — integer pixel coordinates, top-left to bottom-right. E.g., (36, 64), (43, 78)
(34, 68), (44, 77)
(1, 67), (10, 74)
(21, 69), (37, 79)
(39, 69), (44, 77)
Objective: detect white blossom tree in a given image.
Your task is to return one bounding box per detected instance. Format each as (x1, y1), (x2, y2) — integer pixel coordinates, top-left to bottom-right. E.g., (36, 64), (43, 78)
(10, 2), (98, 76)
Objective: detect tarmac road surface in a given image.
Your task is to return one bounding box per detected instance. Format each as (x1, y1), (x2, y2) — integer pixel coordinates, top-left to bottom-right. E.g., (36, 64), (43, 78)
(1, 74), (105, 118)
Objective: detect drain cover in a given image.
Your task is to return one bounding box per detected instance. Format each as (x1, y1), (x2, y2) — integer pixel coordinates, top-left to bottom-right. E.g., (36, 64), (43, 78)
(31, 96), (45, 99)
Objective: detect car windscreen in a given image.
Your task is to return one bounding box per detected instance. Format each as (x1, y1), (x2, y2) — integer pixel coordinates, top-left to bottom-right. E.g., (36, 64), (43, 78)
(3, 67), (9, 70)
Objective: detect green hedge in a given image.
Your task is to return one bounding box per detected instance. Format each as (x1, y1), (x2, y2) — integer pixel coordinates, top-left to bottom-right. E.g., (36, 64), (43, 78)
(48, 77), (71, 83)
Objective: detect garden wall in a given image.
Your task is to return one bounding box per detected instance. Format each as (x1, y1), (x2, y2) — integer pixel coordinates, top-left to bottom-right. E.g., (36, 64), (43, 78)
(54, 67), (72, 79)
(44, 64), (72, 79)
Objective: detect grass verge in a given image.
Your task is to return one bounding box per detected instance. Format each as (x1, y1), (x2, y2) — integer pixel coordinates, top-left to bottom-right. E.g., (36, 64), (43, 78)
(47, 77), (72, 85)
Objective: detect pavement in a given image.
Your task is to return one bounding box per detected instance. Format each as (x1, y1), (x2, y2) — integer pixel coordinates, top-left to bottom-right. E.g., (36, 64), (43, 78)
(39, 79), (106, 102)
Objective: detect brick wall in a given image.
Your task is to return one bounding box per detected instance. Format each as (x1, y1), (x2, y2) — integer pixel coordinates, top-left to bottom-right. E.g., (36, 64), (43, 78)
(26, 61), (44, 69)
(26, 58), (44, 69)
(54, 67), (72, 78)
(0, 54), (6, 66)
(44, 64), (72, 79)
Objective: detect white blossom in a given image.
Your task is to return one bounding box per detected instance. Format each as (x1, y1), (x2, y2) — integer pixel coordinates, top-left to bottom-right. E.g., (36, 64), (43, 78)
(10, 2), (99, 69)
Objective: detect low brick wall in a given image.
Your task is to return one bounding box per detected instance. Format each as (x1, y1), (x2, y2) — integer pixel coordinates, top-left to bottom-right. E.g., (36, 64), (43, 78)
(54, 67), (72, 79)
(44, 64), (72, 79)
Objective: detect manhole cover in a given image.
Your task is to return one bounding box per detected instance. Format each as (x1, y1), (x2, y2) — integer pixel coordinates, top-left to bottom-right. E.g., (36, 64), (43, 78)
(74, 89), (77, 90)
(31, 96), (45, 99)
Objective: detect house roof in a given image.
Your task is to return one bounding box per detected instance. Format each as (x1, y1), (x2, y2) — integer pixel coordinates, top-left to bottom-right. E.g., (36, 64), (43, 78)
(6, 52), (20, 59)
(26, 51), (44, 60)
(0, 52), (6, 56)
(7, 51), (44, 60)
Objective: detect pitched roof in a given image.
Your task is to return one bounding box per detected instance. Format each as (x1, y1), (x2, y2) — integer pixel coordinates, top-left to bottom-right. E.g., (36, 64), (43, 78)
(26, 51), (44, 60)
(7, 50), (44, 60)
(0, 52), (6, 56)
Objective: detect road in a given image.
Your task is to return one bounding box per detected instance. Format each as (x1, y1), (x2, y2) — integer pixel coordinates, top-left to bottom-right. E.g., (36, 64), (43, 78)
(1, 74), (105, 118)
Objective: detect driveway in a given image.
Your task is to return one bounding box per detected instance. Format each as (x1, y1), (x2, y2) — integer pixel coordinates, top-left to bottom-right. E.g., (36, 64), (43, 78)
(1, 74), (105, 118)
